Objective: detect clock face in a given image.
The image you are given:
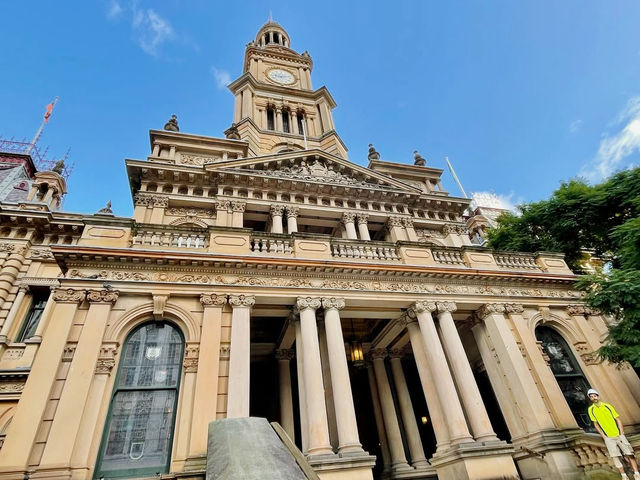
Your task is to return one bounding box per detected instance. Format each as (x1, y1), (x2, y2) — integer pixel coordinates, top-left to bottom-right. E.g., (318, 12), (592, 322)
(267, 69), (295, 85)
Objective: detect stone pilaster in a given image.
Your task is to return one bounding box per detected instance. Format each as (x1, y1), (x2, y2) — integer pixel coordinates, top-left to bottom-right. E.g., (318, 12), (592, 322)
(227, 294), (255, 418)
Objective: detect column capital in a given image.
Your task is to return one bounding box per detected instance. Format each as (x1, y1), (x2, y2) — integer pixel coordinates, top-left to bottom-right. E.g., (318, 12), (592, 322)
(505, 303), (525, 314)
(321, 297), (345, 311)
(388, 348), (405, 359)
(152, 195), (169, 208)
(215, 200), (230, 211)
(270, 204), (285, 216)
(200, 294), (227, 307)
(86, 289), (120, 305)
(397, 312), (417, 328)
(476, 303), (506, 319)
(368, 348), (387, 360)
(341, 212), (356, 224)
(231, 201), (246, 212)
(401, 217), (414, 228)
(356, 213), (369, 225)
(52, 288), (86, 304)
(386, 216), (403, 228)
(229, 294), (255, 308)
(17, 285), (30, 294)
(411, 300), (437, 314)
(436, 301), (457, 314)
(275, 348), (295, 361)
(296, 296), (321, 311)
(285, 206), (299, 218)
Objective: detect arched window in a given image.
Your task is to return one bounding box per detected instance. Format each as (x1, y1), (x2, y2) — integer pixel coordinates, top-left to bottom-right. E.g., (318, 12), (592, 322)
(266, 106), (275, 131)
(536, 326), (593, 431)
(296, 112), (305, 135)
(95, 322), (184, 478)
(282, 109), (290, 133)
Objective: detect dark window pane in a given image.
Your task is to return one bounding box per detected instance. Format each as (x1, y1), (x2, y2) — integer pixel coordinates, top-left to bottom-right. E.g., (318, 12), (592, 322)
(18, 295), (48, 342)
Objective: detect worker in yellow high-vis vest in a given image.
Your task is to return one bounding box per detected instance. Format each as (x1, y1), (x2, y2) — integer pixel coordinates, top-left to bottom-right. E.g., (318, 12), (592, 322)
(588, 388), (639, 479)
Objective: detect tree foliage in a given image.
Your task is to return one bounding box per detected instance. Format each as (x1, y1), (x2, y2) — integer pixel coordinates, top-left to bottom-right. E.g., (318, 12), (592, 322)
(487, 167), (640, 365)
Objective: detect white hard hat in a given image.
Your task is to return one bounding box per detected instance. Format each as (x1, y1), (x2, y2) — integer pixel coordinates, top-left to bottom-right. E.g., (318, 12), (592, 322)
(587, 388), (599, 396)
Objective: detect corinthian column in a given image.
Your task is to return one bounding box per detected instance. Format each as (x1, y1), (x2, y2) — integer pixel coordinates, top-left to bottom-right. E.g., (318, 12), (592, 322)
(286, 206), (299, 234)
(356, 214), (371, 240)
(227, 294), (255, 418)
(369, 349), (411, 472)
(321, 297), (363, 455)
(436, 301), (497, 442)
(276, 348), (296, 441)
(388, 349), (429, 469)
(270, 205), (285, 234)
(296, 297), (333, 456)
(410, 301), (473, 444)
(341, 212), (358, 239)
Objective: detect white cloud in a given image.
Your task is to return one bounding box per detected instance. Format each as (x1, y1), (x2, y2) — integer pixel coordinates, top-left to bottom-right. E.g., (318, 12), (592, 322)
(131, 6), (174, 57)
(211, 67), (231, 89)
(106, 0), (123, 19)
(581, 96), (640, 181)
(470, 191), (519, 212)
(569, 119), (582, 133)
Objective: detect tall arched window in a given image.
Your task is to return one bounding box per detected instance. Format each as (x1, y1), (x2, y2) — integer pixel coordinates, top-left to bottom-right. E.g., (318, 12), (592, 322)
(536, 326), (593, 431)
(95, 322), (184, 479)
(266, 106), (275, 131)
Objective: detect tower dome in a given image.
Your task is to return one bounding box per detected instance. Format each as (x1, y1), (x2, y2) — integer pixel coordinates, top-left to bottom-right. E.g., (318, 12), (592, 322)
(255, 21), (290, 48)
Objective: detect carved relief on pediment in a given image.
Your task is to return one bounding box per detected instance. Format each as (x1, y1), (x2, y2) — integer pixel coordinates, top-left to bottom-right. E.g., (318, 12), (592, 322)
(178, 153), (220, 166)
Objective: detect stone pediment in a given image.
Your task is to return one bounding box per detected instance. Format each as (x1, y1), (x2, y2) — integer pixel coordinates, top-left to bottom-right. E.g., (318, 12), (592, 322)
(206, 150), (421, 193)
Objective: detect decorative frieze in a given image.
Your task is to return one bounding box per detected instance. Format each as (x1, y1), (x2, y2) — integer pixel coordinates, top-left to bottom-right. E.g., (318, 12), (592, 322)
(134, 192), (169, 207)
(442, 224), (468, 235)
(0, 383), (24, 393)
(179, 153), (218, 165)
(165, 207), (216, 218)
(28, 247), (55, 260)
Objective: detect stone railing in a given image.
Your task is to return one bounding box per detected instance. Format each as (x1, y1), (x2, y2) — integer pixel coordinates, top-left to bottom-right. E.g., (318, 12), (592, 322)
(132, 227), (208, 250)
(494, 252), (540, 270)
(330, 239), (399, 261)
(250, 234), (293, 255)
(432, 248), (466, 266)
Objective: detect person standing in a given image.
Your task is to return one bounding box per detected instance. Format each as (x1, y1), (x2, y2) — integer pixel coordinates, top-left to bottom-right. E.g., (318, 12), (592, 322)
(588, 388), (640, 479)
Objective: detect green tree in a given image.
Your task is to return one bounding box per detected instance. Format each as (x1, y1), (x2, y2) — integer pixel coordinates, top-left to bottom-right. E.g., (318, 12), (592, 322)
(487, 167), (640, 366)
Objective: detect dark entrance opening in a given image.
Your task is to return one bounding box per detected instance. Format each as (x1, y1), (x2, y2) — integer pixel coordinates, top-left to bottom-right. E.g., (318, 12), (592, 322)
(474, 369), (511, 442)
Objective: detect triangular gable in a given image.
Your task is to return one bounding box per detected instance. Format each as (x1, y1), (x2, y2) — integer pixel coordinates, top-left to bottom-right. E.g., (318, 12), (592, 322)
(204, 149), (422, 193)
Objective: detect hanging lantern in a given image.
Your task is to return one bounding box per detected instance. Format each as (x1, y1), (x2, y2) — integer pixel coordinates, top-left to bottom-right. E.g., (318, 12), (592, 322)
(350, 341), (365, 367)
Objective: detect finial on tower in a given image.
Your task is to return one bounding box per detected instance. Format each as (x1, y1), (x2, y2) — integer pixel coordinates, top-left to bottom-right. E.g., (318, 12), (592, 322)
(413, 150), (426, 166)
(52, 159), (65, 174)
(96, 200), (114, 215)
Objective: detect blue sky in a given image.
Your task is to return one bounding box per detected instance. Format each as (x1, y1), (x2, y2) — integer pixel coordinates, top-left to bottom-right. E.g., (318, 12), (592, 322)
(1, 1), (639, 215)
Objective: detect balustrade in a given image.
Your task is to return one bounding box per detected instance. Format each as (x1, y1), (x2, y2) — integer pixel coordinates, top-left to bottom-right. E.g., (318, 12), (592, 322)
(330, 239), (399, 261)
(132, 229), (208, 249)
(432, 248), (466, 266)
(494, 252), (540, 270)
(250, 234), (293, 255)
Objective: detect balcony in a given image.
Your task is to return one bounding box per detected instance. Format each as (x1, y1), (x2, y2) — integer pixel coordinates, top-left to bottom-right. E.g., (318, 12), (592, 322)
(132, 225), (208, 250)
(330, 239), (400, 261)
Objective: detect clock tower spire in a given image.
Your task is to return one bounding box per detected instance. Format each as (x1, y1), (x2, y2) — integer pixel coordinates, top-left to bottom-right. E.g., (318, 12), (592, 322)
(225, 21), (347, 158)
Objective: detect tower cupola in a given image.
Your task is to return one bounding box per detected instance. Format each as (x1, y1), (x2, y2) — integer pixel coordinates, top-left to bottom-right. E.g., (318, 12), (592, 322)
(256, 21), (290, 48)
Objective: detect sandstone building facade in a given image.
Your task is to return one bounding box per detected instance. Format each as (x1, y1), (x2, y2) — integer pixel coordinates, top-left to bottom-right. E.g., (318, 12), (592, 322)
(0, 21), (638, 480)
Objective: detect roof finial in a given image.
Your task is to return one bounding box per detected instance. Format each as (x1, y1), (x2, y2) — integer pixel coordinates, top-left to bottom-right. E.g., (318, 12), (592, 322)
(268, 11), (273, 23)
(413, 150), (426, 166)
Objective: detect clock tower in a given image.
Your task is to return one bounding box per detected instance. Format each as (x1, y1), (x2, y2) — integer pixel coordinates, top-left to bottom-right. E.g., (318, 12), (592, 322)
(226, 21), (348, 158)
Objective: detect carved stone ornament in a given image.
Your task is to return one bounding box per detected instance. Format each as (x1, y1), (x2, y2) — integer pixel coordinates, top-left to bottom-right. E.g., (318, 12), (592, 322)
(386, 216), (403, 228)
(152, 196), (169, 208)
(133, 192), (154, 206)
(286, 206), (299, 218)
(413, 301), (437, 314)
(216, 201), (230, 211)
(52, 288), (86, 304)
(166, 207), (215, 218)
(368, 348), (387, 360)
(200, 294), (227, 307)
(95, 345), (118, 375)
(321, 297), (345, 311)
(396, 313), (416, 328)
(153, 294), (169, 321)
(62, 344), (76, 362)
(0, 382), (25, 393)
(401, 217), (414, 228)
(0, 243), (17, 253)
(436, 301), (457, 314)
(341, 212), (356, 224)
(183, 344), (199, 373)
(476, 303), (506, 319)
(275, 349), (295, 361)
(229, 294), (255, 308)
(231, 201), (246, 212)
(240, 158), (380, 188)
(86, 289), (120, 305)
(566, 305), (586, 316)
(442, 224), (468, 235)
(505, 303), (525, 314)
(270, 204), (285, 216)
(220, 345), (231, 359)
(179, 154), (218, 166)
(29, 247), (55, 260)
(356, 214), (369, 225)
(296, 297), (321, 311)
(388, 348), (405, 359)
